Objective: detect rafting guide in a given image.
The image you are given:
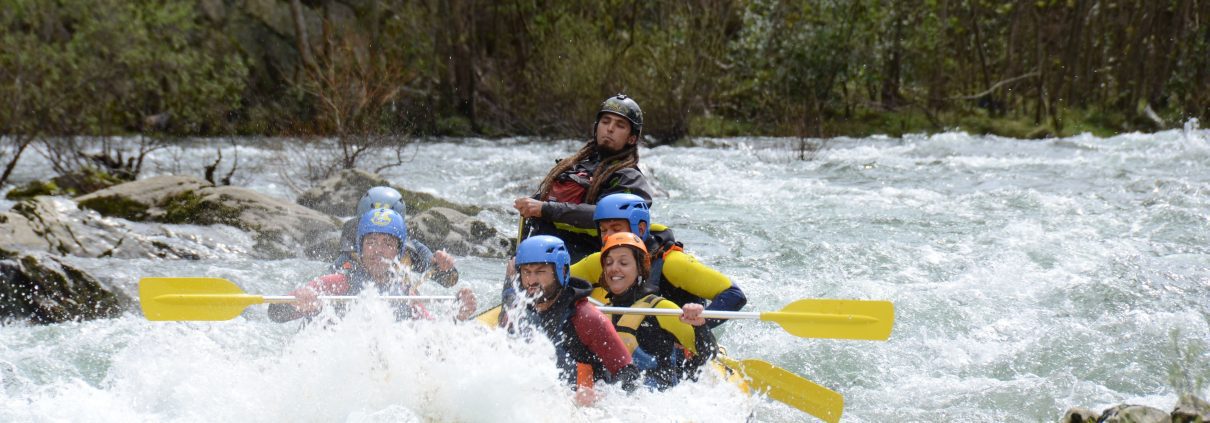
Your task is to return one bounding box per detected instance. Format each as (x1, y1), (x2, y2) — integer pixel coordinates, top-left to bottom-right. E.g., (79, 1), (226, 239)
(514, 94), (654, 262)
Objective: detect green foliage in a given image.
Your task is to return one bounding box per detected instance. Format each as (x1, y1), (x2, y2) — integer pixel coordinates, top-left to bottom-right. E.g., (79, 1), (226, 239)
(2, 0), (1207, 144)
(0, 0), (247, 136)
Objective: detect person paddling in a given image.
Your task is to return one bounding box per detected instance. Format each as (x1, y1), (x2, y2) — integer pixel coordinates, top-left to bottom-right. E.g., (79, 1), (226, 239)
(334, 186), (458, 288)
(573, 193), (747, 328)
(599, 232), (718, 390)
(505, 235), (637, 405)
(514, 94), (654, 262)
(270, 208), (476, 323)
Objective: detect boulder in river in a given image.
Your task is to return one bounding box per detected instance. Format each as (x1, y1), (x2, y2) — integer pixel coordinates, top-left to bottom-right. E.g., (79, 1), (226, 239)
(296, 168), (481, 217)
(76, 175), (338, 259)
(0, 247), (129, 324)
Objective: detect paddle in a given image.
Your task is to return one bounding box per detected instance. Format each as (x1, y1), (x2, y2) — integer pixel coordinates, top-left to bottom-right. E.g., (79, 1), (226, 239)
(718, 355), (843, 423)
(139, 277), (455, 321)
(594, 298), (894, 341)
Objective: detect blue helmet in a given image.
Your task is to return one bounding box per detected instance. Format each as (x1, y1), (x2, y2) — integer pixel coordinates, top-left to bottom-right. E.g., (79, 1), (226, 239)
(515, 235), (571, 287)
(356, 186), (406, 217)
(356, 208), (407, 256)
(593, 193), (651, 240)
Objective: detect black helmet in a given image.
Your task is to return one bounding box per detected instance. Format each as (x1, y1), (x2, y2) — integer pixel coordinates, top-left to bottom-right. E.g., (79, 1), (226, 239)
(596, 94), (643, 136)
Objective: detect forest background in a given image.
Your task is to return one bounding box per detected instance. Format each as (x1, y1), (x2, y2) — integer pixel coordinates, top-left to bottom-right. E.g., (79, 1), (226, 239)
(2, 0), (1208, 188)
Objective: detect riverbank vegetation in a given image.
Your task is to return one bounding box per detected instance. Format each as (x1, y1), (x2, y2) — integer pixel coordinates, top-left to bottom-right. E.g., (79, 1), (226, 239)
(2, 0), (1208, 183)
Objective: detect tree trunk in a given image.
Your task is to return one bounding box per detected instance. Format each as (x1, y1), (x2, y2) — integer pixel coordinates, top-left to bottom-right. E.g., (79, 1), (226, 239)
(289, 0), (317, 74)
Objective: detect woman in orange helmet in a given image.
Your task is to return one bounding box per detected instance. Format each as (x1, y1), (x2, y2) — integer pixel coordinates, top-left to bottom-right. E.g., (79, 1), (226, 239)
(599, 232), (718, 390)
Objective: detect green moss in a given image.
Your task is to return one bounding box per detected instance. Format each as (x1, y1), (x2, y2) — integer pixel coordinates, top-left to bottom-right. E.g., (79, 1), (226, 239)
(77, 195), (150, 221)
(159, 191), (245, 226)
(5, 180), (62, 200)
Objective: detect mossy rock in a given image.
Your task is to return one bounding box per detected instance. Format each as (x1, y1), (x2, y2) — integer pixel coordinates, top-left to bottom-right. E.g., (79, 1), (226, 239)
(55, 169), (125, 195)
(6, 169), (125, 201)
(5, 180), (60, 200)
(77, 194), (151, 221)
(158, 191), (246, 227)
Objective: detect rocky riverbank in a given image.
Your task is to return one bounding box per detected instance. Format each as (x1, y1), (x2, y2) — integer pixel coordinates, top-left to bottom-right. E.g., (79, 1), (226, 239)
(0, 170), (511, 324)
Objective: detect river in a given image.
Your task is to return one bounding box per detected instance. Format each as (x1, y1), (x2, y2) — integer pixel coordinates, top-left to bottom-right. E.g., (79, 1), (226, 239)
(2, 124), (1209, 422)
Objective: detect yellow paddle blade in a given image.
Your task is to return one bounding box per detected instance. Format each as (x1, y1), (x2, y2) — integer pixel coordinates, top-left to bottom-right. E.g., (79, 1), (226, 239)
(139, 277), (265, 321)
(718, 356), (843, 423)
(474, 304), (502, 327)
(766, 299), (895, 340)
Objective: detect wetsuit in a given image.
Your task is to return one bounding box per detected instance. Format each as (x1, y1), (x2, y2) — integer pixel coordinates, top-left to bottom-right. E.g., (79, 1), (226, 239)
(333, 217), (459, 288)
(267, 266), (431, 323)
(570, 225), (747, 328)
(509, 277), (638, 389)
(521, 148), (653, 262)
(606, 281), (718, 390)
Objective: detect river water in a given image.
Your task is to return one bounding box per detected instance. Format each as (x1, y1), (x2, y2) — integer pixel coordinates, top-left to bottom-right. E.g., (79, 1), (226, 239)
(2, 125), (1209, 422)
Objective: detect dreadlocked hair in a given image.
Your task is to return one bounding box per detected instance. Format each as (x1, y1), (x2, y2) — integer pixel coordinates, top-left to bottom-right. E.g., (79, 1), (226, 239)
(536, 141), (641, 204)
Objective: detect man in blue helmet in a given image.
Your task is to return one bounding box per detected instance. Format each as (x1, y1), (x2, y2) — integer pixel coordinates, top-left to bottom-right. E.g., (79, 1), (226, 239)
(570, 193), (747, 328)
(334, 186), (458, 288)
(504, 235), (637, 405)
(270, 208), (476, 322)
(513, 94), (654, 262)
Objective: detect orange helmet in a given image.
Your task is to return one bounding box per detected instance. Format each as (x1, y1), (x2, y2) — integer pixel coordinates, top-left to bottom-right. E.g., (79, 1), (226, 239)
(601, 232), (650, 272)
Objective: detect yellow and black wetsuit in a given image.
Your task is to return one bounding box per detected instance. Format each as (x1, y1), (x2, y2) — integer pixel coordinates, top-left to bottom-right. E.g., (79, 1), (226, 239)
(606, 284), (717, 390)
(572, 224), (747, 327)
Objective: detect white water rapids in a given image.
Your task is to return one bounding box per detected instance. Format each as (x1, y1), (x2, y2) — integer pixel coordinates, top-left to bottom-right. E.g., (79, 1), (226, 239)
(2, 124), (1209, 422)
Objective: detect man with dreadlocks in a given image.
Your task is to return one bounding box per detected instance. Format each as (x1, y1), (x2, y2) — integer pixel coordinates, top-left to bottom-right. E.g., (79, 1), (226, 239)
(513, 94), (653, 262)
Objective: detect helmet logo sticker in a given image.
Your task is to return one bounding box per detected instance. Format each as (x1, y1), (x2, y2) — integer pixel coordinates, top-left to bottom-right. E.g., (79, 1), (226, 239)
(370, 209), (393, 226)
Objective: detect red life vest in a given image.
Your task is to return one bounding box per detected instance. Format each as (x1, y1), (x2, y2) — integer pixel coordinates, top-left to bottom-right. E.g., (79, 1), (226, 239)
(547, 171), (592, 204)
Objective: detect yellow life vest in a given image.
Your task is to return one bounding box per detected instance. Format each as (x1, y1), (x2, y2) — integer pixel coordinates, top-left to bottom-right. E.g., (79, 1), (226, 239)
(613, 294), (699, 356)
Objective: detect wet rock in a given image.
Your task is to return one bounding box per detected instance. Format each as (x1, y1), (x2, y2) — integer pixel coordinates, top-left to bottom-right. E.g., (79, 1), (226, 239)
(0, 247), (129, 324)
(412, 207), (512, 258)
(297, 168), (482, 217)
(297, 169), (390, 216)
(1059, 407), (1100, 423)
(0, 196), (208, 259)
(77, 175), (338, 259)
(1172, 394), (1210, 423)
(1098, 404), (1171, 423)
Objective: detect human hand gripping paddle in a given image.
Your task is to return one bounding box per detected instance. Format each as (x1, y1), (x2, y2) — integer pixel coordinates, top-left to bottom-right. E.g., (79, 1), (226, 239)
(138, 277), (456, 321)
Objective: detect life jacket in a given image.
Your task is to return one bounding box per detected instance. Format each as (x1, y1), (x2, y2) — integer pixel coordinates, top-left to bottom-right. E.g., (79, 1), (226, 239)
(547, 170), (592, 204)
(340, 268), (432, 320)
(613, 293), (697, 360)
